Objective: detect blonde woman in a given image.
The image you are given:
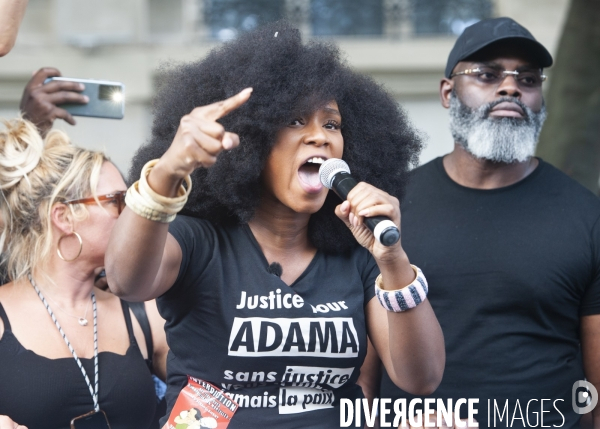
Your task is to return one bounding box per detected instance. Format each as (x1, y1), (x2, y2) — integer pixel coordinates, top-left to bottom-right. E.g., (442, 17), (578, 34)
(0, 118), (165, 429)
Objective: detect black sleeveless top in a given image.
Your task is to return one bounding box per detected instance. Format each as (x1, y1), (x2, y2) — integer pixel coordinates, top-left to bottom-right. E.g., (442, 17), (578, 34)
(0, 300), (157, 429)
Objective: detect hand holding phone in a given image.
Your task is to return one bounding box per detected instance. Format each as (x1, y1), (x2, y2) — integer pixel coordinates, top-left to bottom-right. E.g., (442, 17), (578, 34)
(20, 67), (89, 136)
(44, 77), (125, 121)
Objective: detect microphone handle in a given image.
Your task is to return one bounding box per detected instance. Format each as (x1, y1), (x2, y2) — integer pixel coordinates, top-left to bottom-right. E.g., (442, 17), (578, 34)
(331, 173), (359, 200)
(330, 172), (400, 246)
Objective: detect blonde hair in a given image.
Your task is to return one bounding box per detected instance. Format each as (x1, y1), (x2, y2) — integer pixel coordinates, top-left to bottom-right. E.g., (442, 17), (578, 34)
(0, 118), (107, 282)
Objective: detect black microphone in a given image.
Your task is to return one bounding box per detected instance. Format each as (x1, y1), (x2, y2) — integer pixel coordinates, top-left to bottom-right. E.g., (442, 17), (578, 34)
(319, 158), (400, 246)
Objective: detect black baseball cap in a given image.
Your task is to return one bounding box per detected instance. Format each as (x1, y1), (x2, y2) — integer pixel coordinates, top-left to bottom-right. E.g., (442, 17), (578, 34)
(445, 17), (553, 78)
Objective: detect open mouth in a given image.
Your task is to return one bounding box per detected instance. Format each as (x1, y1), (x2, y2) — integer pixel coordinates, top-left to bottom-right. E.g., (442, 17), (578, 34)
(298, 157), (326, 194)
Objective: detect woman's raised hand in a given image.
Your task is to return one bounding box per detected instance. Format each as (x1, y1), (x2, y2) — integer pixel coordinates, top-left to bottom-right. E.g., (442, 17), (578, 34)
(150, 88), (252, 197)
(335, 182), (416, 288)
(334, 182), (402, 262)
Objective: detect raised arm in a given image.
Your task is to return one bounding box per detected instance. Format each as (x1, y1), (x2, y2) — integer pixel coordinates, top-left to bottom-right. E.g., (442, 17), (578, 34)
(106, 88), (252, 301)
(335, 182), (445, 395)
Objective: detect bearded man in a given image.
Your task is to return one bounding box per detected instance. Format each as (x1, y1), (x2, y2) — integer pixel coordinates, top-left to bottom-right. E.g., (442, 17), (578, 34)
(378, 18), (600, 428)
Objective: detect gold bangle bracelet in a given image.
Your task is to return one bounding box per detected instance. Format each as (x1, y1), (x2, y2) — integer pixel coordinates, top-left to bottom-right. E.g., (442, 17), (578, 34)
(124, 159), (193, 223)
(125, 183), (177, 223)
(139, 159), (192, 206)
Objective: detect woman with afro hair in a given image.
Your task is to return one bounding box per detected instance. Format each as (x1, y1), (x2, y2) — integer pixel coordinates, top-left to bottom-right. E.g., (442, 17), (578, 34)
(107, 21), (444, 427)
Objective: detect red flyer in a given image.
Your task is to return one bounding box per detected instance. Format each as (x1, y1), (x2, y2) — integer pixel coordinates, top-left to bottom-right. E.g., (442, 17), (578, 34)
(165, 376), (239, 429)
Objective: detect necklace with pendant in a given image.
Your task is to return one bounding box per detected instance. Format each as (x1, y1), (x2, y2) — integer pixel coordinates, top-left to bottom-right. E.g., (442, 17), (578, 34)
(34, 282), (92, 326)
(29, 274), (103, 416)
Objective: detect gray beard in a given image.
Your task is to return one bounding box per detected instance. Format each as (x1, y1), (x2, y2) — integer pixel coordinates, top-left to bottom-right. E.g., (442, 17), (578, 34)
(448, 92), (547, 163)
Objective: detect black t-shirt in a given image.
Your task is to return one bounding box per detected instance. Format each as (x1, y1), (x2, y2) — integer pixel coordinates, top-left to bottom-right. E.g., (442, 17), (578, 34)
(380, 157), (600, 428)
(158, 217), (378, 428)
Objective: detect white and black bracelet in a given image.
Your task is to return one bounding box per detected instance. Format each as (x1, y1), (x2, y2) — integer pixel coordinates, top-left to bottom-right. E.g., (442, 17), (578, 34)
(375, 265), (428, 312)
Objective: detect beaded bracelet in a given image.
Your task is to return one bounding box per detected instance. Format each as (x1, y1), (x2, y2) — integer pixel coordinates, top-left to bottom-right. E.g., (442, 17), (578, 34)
(125, 159), (192, 223)
(375, 265), (428, 312)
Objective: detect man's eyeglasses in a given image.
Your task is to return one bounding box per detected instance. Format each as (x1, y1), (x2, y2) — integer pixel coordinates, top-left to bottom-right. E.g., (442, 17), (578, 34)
(63, 191), (127, 215)
(449, 67), (547, 88)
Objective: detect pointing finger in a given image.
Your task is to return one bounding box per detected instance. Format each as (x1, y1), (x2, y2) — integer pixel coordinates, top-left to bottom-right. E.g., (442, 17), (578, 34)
(202, 87), (253, 121)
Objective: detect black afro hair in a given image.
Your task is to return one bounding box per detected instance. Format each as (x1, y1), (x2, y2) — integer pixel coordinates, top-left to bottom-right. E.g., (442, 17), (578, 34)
(129, 20), (423, 254)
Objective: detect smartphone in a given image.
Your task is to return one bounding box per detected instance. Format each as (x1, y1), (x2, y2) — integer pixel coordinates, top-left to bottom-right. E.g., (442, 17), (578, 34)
(70, 410), (111, 429)
(44, 77), (125, 119)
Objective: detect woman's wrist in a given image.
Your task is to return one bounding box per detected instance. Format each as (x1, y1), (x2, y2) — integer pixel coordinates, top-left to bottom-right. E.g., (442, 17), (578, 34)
(375, 251), (415, 290)
(125, 159), (192, 223)
(147, 158), (186, 198)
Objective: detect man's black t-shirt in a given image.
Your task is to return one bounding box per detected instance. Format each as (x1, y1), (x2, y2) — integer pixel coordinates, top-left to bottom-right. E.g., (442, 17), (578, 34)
(158, 217), (378, 428)
(380, 157), (600, 428)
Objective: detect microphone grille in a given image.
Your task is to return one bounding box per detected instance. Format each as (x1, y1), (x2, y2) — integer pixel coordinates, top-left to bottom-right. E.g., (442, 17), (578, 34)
(319, 158), (351, 189)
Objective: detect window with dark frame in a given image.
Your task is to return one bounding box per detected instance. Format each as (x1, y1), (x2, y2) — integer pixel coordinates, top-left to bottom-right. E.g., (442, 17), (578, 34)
(204, 0), (284, 41)
(411, 0), (493, 36)
(311, 0), (384, 37)
(194, 0), (494, 41)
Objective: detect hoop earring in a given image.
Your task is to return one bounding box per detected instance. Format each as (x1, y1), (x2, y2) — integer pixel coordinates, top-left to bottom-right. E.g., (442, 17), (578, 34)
(57, 232), (83, 262)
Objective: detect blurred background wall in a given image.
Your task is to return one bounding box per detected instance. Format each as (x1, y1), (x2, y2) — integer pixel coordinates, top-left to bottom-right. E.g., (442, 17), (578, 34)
(0, 0), (570, 174)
